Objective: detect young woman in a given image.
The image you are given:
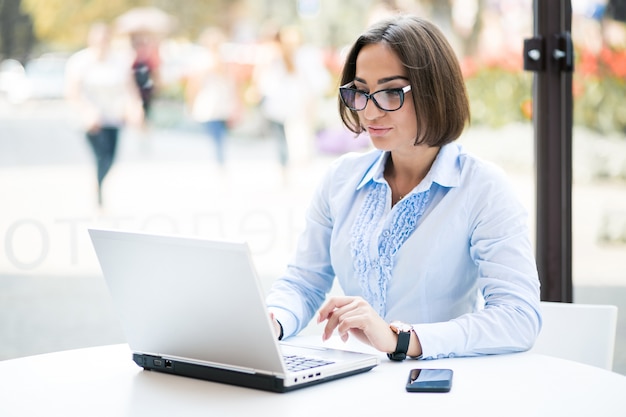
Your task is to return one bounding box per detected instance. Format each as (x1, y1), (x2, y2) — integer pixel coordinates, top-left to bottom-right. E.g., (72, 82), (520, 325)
(267, 15), (541, 361)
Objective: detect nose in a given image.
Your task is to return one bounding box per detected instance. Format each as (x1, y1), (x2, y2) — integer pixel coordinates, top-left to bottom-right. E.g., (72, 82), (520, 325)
(361, 97), (384, 120)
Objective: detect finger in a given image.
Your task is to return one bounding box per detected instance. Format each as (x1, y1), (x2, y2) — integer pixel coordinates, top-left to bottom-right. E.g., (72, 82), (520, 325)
(317, 296), (357, 323)
(334, 310), (365, 342)
(321, 310), (338, 341)
(329, 309), (370, 343)
(321, 300), (361, 341)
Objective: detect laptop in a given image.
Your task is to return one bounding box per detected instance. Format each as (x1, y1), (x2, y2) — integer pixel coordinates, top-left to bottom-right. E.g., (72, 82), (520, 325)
(88, 228), (379, 393)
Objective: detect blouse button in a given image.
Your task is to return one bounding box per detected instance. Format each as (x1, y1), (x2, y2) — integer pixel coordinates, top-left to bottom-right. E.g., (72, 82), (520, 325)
(382, 229), (390, 237)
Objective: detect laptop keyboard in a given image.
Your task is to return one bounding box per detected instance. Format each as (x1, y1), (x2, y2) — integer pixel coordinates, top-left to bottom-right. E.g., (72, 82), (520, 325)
(283, 354), (335, 372)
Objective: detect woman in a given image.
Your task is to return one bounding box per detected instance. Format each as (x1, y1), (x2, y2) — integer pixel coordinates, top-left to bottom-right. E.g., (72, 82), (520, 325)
(266, 15), (541, 361)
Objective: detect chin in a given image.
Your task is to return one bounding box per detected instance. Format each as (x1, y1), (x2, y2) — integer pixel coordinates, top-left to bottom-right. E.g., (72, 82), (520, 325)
(369, 137), (394, 152)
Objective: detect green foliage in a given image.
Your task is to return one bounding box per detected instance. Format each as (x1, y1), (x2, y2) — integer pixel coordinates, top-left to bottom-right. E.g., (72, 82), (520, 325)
(575, 75), (626, 135)
(465, 67), (533, 128)
(22, 0), (144, 49)
(573, 46), (626, 135)
(464, 54), (626, 136)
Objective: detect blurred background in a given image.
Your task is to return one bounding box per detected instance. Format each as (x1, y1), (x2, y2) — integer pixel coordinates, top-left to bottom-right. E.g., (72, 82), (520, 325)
(1, 0), (625, 373)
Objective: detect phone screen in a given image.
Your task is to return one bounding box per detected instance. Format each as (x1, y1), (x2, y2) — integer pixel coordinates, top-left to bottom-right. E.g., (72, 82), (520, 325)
(405, 368), (453, 392)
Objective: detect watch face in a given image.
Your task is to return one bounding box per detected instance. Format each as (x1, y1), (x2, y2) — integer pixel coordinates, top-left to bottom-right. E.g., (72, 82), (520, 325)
(390, 321), (413, 333)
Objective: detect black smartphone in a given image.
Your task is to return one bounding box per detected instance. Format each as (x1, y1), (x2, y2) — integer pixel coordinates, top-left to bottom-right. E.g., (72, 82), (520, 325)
(405, 368), (453, 392)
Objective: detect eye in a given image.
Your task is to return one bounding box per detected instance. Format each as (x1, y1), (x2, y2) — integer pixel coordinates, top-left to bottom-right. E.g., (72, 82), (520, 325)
(383, 89), (400, 95)
(375, 89), (401, 100)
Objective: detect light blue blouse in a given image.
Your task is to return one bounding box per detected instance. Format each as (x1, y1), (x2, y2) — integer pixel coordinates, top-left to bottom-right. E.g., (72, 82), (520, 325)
(267, 142), (542, 359)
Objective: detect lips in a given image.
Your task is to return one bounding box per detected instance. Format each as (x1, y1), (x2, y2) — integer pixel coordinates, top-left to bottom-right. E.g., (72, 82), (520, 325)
(366, 126), (391, 136)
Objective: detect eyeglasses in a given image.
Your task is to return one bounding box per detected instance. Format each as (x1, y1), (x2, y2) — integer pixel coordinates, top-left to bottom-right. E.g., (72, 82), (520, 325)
(339, 83), (412, 112)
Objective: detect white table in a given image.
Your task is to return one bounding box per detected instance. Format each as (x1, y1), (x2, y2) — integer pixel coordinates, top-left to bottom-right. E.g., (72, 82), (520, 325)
(1, 339), (625, 417)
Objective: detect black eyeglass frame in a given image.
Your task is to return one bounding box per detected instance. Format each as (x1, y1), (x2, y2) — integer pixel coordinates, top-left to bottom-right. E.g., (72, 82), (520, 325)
(339, 83), (412, 112)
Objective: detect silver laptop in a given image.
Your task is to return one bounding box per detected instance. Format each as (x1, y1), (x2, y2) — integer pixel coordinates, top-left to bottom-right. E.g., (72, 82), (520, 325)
(88, 228), (379, 393)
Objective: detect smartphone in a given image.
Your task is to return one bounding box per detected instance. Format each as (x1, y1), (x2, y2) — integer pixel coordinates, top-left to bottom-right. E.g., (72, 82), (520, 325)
(405, 368), (453, 392)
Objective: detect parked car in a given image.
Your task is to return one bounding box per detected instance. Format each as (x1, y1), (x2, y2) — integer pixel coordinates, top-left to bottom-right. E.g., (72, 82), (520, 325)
(22, 54), (68, 100)
(0, 58), (28, 103)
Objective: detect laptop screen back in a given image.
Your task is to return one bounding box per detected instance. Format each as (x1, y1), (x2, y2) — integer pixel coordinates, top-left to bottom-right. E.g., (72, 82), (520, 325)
(89, 229), (285, 374)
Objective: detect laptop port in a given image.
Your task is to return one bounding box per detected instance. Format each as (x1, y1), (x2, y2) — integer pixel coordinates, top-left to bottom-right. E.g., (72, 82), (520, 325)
(164, 360), (173, 368)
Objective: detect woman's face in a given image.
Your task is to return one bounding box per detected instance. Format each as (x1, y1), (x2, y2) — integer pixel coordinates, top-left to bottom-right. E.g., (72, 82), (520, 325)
(354, 42), (418, 153)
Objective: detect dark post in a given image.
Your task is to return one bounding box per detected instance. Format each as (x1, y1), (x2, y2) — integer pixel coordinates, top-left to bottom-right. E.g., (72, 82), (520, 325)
(523, 0), (574, 302)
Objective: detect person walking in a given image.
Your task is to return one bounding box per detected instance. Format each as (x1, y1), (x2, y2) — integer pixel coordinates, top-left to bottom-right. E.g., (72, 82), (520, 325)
(65, 22), (142, 207)
(185, 27), (239, 167)
(251, 24), (329, 173)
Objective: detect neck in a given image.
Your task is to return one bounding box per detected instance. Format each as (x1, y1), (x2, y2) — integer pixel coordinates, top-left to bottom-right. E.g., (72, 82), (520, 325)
(385, 146), (440, 204)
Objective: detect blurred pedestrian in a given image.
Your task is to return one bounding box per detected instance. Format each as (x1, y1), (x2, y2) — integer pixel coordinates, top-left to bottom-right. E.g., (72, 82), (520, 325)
(185, 27), (239, 167)
(251, 24), (330, 173)
(129, 32), (161, 124)
(65, 22), (143, 207)
(115, 6), (173, 128)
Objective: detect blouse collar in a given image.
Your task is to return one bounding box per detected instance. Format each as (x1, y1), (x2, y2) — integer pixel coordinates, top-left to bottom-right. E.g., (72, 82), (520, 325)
(356, 143), (463, 192)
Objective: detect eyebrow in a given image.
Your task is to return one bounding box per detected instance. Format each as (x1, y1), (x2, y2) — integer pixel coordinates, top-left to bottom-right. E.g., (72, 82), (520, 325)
(354, 75), (410, 85)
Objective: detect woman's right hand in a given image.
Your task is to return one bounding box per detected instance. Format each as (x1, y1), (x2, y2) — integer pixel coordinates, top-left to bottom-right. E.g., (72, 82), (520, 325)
(317, 296), (396, 352)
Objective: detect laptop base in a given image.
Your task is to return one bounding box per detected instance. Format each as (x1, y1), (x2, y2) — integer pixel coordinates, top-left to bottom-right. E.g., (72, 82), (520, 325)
(133, 353), (376, 393)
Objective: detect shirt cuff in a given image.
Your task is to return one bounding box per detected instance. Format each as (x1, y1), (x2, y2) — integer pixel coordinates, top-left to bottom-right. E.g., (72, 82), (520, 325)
(413, 321), (466, 360)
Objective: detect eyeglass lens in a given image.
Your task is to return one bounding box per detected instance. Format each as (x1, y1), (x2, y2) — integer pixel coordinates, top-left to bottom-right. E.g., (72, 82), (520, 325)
(340, 88), (406, 111)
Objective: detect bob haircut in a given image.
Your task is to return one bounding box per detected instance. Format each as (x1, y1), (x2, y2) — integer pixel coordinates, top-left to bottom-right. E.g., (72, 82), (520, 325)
(338, 15), (470, 147)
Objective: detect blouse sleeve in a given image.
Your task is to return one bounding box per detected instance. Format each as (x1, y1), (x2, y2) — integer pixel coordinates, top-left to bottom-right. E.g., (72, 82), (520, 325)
(414, 162), (542, 359)
(266, 160), (338, 338)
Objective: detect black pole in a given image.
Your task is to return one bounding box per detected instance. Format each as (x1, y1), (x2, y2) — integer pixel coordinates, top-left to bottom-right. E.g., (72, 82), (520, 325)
(524, 0), (574, 302)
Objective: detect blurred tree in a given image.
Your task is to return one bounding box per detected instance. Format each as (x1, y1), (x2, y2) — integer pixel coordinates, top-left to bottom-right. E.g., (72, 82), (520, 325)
(150, 0), (243, 40)
(423, 0), (454, 33)
(422, 0), (486, 59)
(458, 0), (485, 58)
(23, 0), (144, 50)
(0, 0), (34, 60)
(21, 0), (245, 52)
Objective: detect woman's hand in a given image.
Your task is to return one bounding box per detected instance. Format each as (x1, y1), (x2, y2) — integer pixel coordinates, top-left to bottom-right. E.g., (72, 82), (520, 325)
(317, 296), (397, 353)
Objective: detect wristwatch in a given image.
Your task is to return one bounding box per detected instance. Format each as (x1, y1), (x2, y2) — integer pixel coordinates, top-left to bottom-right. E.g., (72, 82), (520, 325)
(387, 321), (413, 361)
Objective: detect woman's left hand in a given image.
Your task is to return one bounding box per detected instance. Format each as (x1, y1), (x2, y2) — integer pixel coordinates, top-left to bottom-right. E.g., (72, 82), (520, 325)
(317, 296), (397, 353)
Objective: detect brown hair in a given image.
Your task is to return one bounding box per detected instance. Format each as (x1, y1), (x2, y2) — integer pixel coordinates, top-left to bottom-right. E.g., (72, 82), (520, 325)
(338, 15), (470, 146)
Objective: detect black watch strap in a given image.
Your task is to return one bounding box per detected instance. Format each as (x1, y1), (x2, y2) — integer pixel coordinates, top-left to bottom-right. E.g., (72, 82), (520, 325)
(387, 328), (411, 361)
(276, 320), (284, 341)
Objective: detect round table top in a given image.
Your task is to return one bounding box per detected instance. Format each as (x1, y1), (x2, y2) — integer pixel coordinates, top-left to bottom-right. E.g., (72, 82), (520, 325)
(1, 341), (625, 417)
